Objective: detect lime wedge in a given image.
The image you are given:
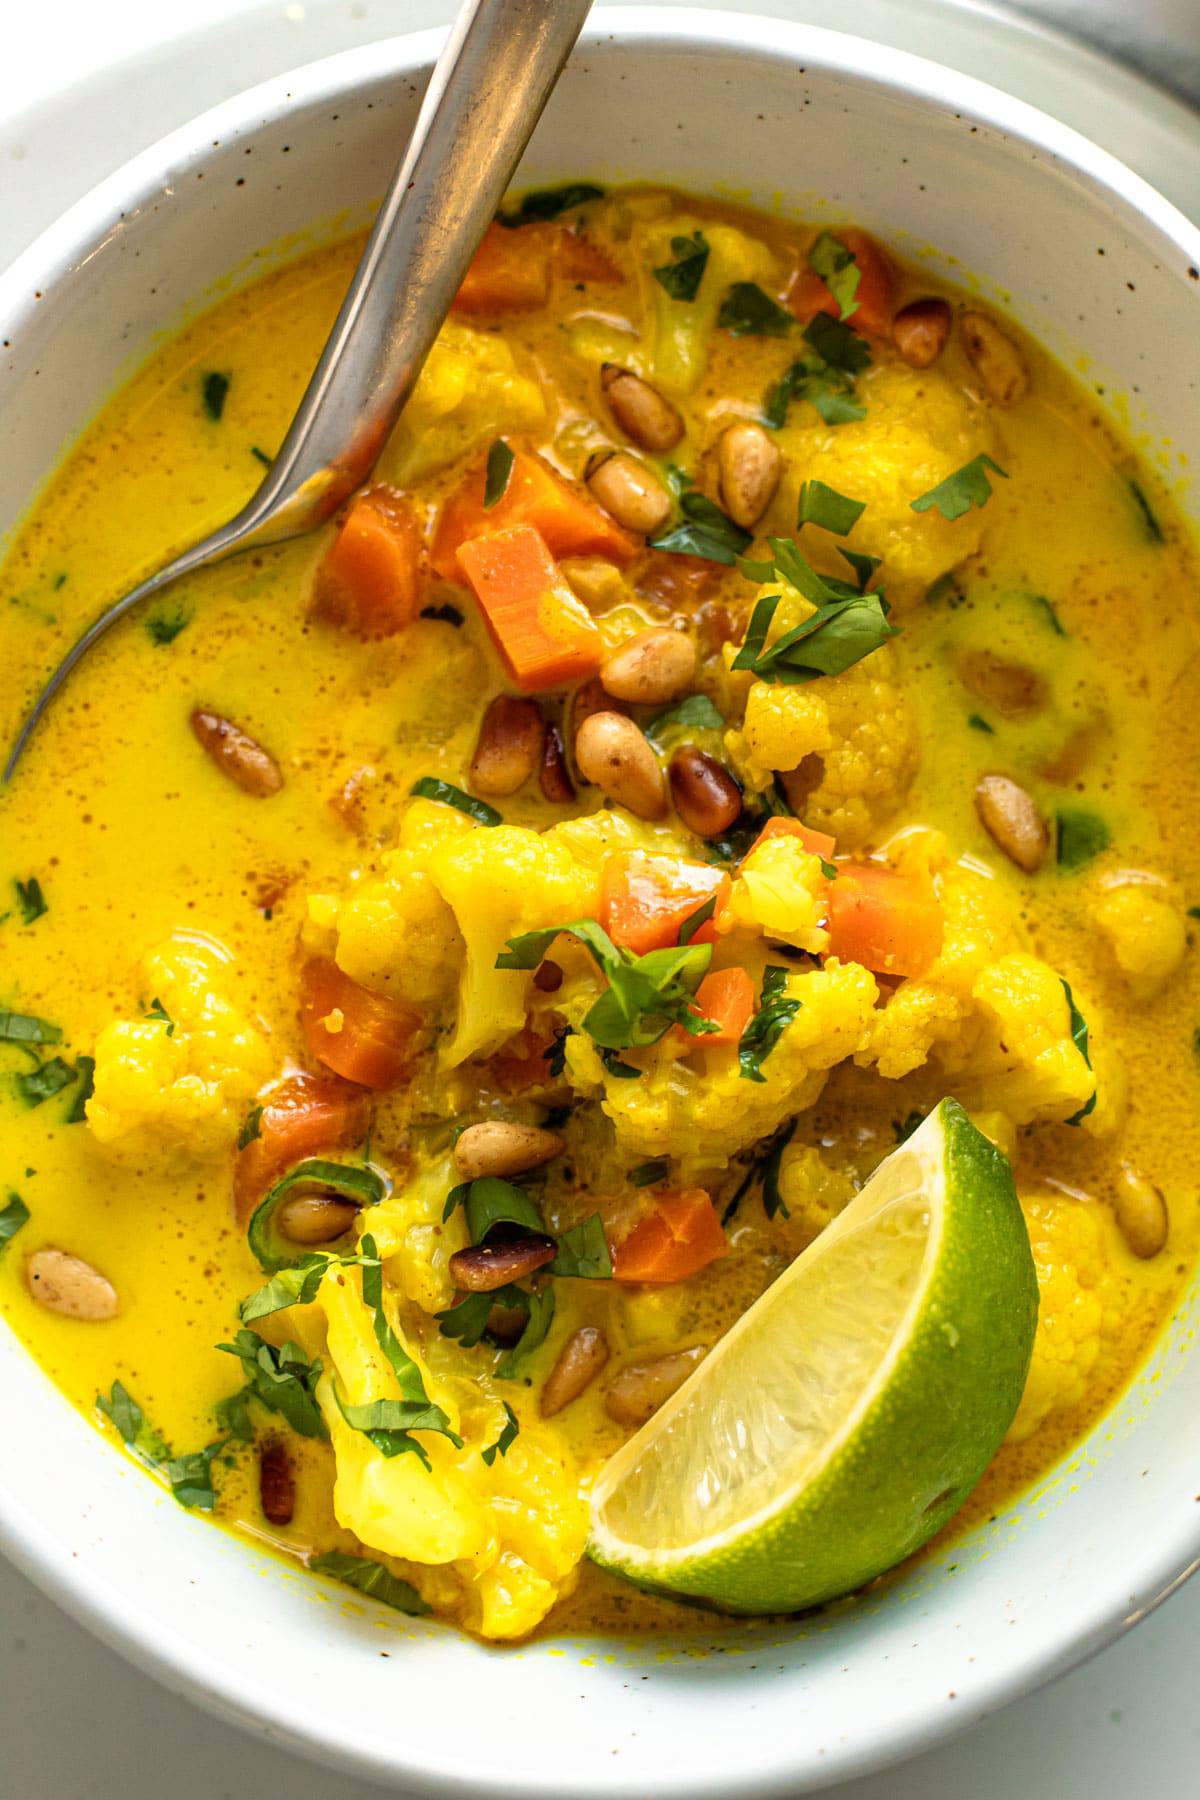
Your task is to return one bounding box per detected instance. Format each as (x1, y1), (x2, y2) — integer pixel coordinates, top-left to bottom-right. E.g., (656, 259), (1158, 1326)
(589, 1099), (1037, 1614)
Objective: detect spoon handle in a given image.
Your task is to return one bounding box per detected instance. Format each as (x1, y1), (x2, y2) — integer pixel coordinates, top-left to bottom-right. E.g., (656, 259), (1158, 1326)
(237, 0), (595, 546)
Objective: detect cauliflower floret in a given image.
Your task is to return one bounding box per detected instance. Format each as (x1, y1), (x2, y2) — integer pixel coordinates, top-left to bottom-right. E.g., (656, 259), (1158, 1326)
(723, 836), (830, 954)
(638, 215), (778, 396)
(312, 800), (475, 1008)
(87, 936), (272, 1158)
(774, 363), (996, 604)
(773, 1143), (856, 1251)
(1006, 1193), (1107, 1443)
(565, 960), (878, 1174)
(961, 954), (1097, 1126)
(315, 1267), (587, 1640)
(724, 587), (917, 847)
(377, 318), (545, 484)
(1092, 883), (1186, 999)
(365, 1153), (469, 1315)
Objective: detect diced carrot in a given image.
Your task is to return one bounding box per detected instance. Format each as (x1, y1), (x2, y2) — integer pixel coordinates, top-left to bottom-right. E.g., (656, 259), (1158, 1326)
(613, 1189), (730, 1284)
(233, 1072), (371, 1223)
(456, 525), (605, 692)
(452, 221), (555, 315)
(786, 228), (894, 338)
(300, 958), (426, 1090)
(311, 487), (423, 637)
(600, 852), (730, 955)
(677, 966), (756, 1048)
(555, 230), (622, 285)
(432, 446), (636, 578)
(746, 817), (837, 863)
(826, 862), (943, 978)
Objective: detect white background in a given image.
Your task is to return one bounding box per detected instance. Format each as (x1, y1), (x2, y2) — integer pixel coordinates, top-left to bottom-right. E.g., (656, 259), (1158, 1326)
(2, 2), (1200, 1795)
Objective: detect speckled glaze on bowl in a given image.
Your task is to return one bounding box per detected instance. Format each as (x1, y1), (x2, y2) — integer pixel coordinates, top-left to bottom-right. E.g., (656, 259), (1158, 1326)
(2, 11), (1200, 1796)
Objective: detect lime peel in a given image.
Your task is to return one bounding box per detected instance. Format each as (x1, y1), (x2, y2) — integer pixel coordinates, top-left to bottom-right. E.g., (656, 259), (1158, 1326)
(588, 1099), (1037, 1614)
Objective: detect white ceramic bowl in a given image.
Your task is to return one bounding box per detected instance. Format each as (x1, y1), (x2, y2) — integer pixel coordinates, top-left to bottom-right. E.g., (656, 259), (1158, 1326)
(3, 11), (1200, 1795)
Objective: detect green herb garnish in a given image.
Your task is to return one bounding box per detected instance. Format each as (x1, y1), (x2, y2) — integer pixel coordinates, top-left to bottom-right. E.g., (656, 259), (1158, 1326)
(653, 231), (709, 302)
(496, 1288), (556, 1382)
(1127, 477), (1164, 544)
(1061, 981), (1097, 1124)
(202, 371), (230, 421)
(801, 313), (872, 374)
(484, 438), (515, 509)
(806, 231), (860, 320)
(145, 605), (191, 646)
(0, 1192), (30, 1255)
(1056, 808), (1110, 872)
(763, 357), (865, 428)
(630, 1159), (669, 1188)
(409, 777), (501, 826)
(797, 479), (866, 537)
(548, 1214), (612, 1279)
(723, 1119), (796, 1223)
(250, 445), (272, 467)
(648, 479), (751, 565)
(967, 713), (995, 734)
(643, 693), (726, 743)
(1032, 595), (1066, 636)
(16, 1056), (76, 1108)
(97, 1380), (221, 1510)
(499, 182), (604, 226)
(498, 919), (715, 1050)
(14, 878), (47, 925)
(237, 1104), (264, 1150)
(731, 537), (896, 685)
(718, 282), (793, 337)
(310, 1551), (429, 1614)
(144, 998), (174, 1036)
(0, 1011), (62, 1046)
(738, 966), (800, 1083)
(65, 1054), (94, 1123)
(481, 1402), (520, 1466)
(911, 454), (1008, 522)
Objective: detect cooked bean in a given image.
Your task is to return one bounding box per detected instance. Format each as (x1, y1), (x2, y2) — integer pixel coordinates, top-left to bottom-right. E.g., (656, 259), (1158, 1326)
(600, 363), (684, 453)
(600, 628), (696, 706)
(585, 451), (673, 535)
(669, 746), (742, 838)
(190, 708), (283, 797)
(540, 1327), (610, 1417)
(605, 1345), (708, 1428)
(486, 1297), (529, 1344)
(448, 1235), (557, 1293)
(276, 1192), (359, 1245)
(960, 310), (1029, 406)
(717, 421), (781, 530)
(259, 1439), (296, 1526)
(454, 1121), (564, 1181)
(974, 774), (1049, 873)
(26, 1248), (119, 1322)
(1114, 1163), (1168, 1259)
(892, 297), (952, 368)
(957, 649), (1047, 717)
(469, 695), (543, 797)
(533, 958), (564, 993)
(539, 723), (575, 804)
(574, 712), (667, 819)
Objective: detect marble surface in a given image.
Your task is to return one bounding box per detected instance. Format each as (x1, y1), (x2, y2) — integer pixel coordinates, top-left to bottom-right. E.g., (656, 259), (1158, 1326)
(2, 1), (1199, 1795)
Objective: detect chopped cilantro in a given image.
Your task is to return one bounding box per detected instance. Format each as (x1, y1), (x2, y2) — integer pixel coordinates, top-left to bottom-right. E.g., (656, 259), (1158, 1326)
(499, 183), (604, 226)
(718, 282), (793, 337)
(548, 1214), (612, 1280)
(797, 479), (866, 537)
(731, 537), (896, 684)
(483, 438), (515, 509)
(97, 1379), (221, 1510)
(0, 1192), (30, 1255)
(409, 777), (501, 826)
(145, 604), (191, 646)
(16, 1056), (76, 1108)
(643, 693), (726, 743)
(495, 1288), (556, 1382)
(763, 356), (865, 428)
(310, 1550), (429, 1614)
(215, 1329), (327, 1439)
(648, 478), (751, 565)
(481, 1402), (520, 1466)
(1061, 981), (1097, 1124)
(237, 1103), (264, 1150)
(967, 713), (995, 734)
(653, 230), (709, 302)
(806, 231), (860, 319)
(801, 313), (871, 374)
(201, 371), (230, 421)
(65, 1054), (95, 1123)
(497, 918), (715, 1050)
(144, 997), (174, 1036)
(14, 878), (47, 925)
(911, 454), (1008, 522)
(1056, 808), (1110, 872)
(738, 966), (801, 1083)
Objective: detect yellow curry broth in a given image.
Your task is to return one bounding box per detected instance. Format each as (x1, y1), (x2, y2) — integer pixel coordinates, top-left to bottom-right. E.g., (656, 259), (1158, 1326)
(2, 188), (1200, 1639)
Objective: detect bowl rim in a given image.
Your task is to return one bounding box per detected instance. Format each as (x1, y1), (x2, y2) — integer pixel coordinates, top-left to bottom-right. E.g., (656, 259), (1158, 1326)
(4, 9), (1200, 1795)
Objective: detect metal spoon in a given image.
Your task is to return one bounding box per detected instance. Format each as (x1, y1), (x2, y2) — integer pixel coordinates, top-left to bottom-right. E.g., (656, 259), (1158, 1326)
(4, 0), (593, 779)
